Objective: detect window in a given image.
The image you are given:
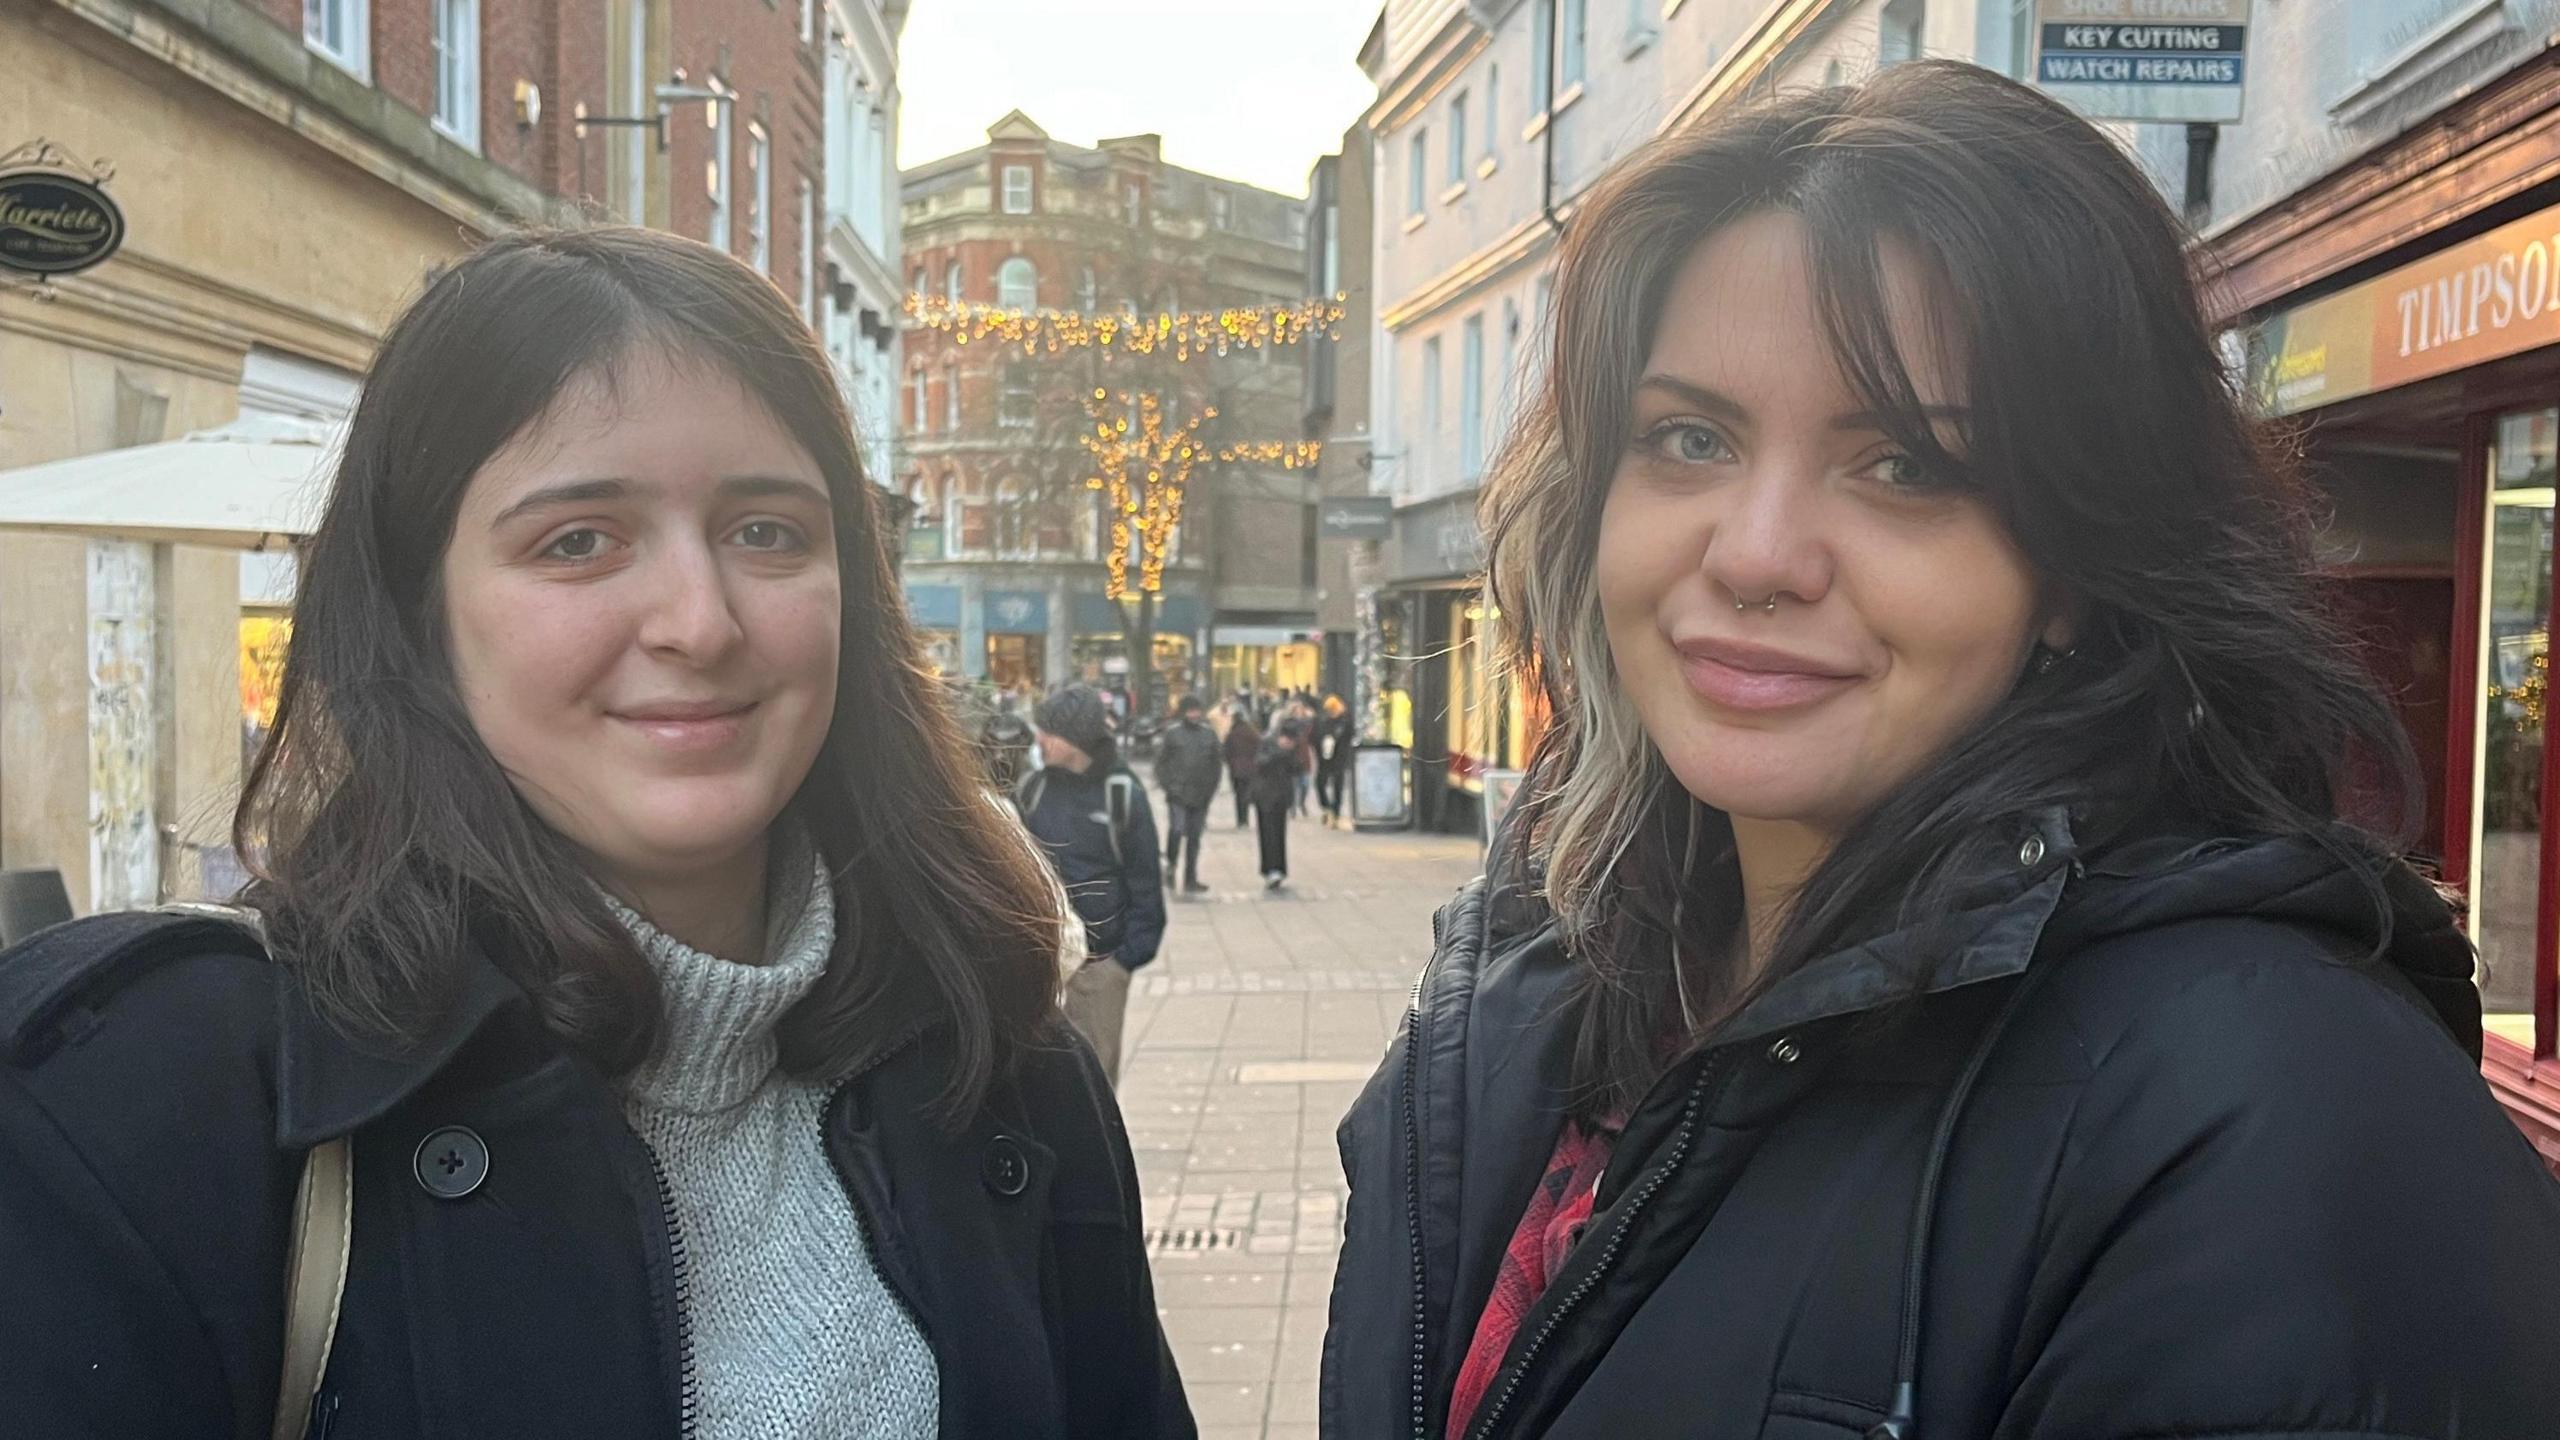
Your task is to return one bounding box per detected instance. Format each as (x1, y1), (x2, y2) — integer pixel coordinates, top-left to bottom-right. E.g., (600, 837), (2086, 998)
(1562, 0), (1587, 87)
(1211, 190), (1232, 229)
(913, 266), (927, 296)
(798, 178), (815, 321)
(1000, 365), (1035, 429)
(1078, 264), (1099, 313)
(1321, 206), (1340, 296)
(1880, 0), (1924, 66)
(910, 369), (928, 429)
(1422, 337), (1443, 472)
(2003, 0), (2031, 77)
(1532, 0), (1554, 110)
(957, 474), (992, 553)
(944, 260), (964, 303)
(431, 0), (478, 148)
(1461, 314), (1486, 480)
(1499, 299), (1524, 430)
(1408, 129), (1429, 216)
(607, 0), (648, 220)
(706, 85), (733, 251)
(303, 0), (368, 77)
(998, 256), (1038, 311)
(1448, 94), (1469, 187)
(994, 479), (1031, 556)
(747, 123), (771, 273)
(799, 0), (813, 45)
(1124, 182), (1142, 226)
(943, 362), (959, 430)
(1485, 65), (1500, 154)
(1002, 164), (1034, 214)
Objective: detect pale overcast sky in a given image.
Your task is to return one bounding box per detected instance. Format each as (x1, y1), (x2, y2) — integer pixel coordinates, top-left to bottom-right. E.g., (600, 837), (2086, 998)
(897, 0), (1383, 199)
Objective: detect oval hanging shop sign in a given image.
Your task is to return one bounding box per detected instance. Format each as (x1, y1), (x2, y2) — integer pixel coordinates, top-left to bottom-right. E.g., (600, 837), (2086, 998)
(0, 169), (125, 277)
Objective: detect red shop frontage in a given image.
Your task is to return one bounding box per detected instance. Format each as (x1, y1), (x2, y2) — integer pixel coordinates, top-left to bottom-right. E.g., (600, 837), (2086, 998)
(2228, 61), (2560, 1172)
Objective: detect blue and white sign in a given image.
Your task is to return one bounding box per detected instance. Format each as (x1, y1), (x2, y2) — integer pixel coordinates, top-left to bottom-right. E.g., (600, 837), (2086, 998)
(2034, 0), (2249, 124)
(984, 589), (1050, 635)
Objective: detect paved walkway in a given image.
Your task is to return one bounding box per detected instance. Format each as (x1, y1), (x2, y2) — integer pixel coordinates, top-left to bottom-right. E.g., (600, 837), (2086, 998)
(1110, 784), (1483, 1440)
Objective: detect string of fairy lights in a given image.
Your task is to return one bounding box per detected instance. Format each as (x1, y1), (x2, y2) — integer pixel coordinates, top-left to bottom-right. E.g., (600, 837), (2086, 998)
(911, 291), (1342, 597)
(902, 293), (1346, 361)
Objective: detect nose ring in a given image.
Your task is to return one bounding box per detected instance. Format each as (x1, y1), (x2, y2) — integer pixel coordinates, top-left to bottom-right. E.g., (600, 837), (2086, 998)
(1733, 594), (1779, 614)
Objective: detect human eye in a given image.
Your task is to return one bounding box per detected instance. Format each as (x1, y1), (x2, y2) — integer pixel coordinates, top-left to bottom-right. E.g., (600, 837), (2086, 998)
(1637, 419), (1737, 466)
(731, 519), (812, 553)
(539, 527), (622, 563)
(1857, 450), (1964, 494)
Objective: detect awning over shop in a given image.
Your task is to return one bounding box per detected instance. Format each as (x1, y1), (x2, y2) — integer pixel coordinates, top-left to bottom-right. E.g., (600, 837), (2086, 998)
(0, 414), (333, 550)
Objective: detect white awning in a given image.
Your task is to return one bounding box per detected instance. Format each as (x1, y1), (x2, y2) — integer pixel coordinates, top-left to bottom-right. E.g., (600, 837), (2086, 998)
(0, 414), (335, 550)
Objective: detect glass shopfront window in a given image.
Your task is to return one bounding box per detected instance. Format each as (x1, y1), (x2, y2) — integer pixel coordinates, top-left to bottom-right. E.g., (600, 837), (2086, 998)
(2475, 408), (2556, 1050)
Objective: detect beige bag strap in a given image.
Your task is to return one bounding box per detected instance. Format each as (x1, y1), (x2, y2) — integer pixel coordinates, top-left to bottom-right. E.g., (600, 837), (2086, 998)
(272, 1136), (354, 1440)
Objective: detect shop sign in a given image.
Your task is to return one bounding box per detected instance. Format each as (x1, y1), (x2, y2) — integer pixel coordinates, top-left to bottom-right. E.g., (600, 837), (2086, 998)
(1318, 496), (1394, 540)
(1389, 491), (1484, 583)
(2250, 198), (2560, 418)
(0, 145), (125, 277)
(2033, 0), (2250, 124)
(985, 589), (1049, 634)
(904, 583), (962, 631)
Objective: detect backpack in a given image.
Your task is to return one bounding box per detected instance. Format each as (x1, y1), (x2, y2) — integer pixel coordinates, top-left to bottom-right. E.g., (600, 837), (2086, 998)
(1015, 767), (1140, 867)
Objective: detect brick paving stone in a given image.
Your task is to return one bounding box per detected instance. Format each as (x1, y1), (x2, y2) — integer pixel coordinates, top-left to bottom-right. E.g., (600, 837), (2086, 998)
(1109, 771), (1481, 1439)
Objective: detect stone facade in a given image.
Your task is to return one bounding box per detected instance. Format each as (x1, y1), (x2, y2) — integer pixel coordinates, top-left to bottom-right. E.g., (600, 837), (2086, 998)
(898, 115), (1311, 703)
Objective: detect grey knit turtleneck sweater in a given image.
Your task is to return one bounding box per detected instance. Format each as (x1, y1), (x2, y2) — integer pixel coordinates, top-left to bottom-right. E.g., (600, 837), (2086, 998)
(605, 842), (939, 1440)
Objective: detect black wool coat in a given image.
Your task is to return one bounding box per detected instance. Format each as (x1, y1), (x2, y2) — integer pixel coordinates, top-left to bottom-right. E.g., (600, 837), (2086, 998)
(1322, 814), (2560, 1440)
(0, 912), (1195, 1440)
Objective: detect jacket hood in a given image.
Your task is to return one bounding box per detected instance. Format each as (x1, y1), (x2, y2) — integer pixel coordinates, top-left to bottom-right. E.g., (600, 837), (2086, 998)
(1465, 814), (2480, 1062)
(2053, 829), (2480, 1061)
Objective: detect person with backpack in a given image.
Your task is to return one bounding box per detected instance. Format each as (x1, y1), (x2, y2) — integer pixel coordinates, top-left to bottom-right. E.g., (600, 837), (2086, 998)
(0, 229), (1191, 1440)
(1155, 694), (1224, 896)
(1253, 717), (1304, 892)
(979, 690), (1036, 793)
(1017, 685), (1167, 1084)
(1315, 695), (1357, 828)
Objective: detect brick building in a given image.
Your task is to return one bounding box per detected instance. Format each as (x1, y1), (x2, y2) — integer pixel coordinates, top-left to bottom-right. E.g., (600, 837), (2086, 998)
(897, 113), (1314, 703)
(0, 0), (833, 912)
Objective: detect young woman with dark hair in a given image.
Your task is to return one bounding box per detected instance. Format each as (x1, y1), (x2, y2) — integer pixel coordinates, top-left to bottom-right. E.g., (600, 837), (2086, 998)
(1323, 63), (2560, 1440)
(0, 228), (1192, 1438)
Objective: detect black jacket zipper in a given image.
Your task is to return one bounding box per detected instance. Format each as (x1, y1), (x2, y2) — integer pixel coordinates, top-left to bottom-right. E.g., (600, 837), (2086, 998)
(639, 1140), (701, 1440)
(1401, 972), (1431, 1440)
(818, 1066), (937, 1362)
(1459, 1052), (1729, 1440)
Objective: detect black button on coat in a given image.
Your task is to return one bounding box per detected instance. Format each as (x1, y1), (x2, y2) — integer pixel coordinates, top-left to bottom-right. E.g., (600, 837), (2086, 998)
(0, 912), (1195, 1440)
(1322, 817), (2560, 1439)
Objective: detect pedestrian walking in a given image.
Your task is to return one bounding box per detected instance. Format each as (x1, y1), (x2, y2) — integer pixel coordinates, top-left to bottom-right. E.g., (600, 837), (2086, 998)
(1223, 702), (1263, 829)
(0, 228), (1192, 1440)
(1253, 718), (1302, 890)
(1289, 699), (1319, 817)
(1316, 694), (1356, 828)
(1155, 693), (1223, 895)
(979, 691), (1036, 792)
(1015, 684), (1166, 1085)
(1324, 64), (2560, 1440)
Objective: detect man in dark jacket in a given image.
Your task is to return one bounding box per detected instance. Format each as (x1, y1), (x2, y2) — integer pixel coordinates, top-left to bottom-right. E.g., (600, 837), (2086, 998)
(1019, 685), (1166, 1085)
(1155, 694), (1223, 896)
(1322, 819), (2560, 1439)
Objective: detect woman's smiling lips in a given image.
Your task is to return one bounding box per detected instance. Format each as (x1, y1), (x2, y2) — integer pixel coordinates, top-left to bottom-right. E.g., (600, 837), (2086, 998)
(609, 699), (759, 751)
(1672, 636), (1863, 712)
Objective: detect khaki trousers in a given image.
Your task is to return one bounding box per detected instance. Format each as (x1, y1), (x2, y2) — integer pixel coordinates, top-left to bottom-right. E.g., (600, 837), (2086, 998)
(1062, 958), (1132, 1085)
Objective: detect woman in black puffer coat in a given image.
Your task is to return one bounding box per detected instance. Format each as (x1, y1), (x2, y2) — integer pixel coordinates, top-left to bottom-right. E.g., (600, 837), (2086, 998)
(1323, 64), (2560, 1440)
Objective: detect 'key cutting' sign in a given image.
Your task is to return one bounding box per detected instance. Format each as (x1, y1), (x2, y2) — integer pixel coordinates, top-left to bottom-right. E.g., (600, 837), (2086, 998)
(2033, 0), (2251, 124)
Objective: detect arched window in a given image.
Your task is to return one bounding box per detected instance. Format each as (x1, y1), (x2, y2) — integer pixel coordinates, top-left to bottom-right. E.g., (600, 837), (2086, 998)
(910, 368), (928, 430)
(994, 477), (1029, 557)
(944, 260), (964, 302)
(998, 257), (1038, 311)
(942, 361), (959, 430)
(1035, 489), (1072, 555)
(956, 471), (992, 553)
(1078, 265), (1098, 313)
(905, 471), (942, 527)
(911, 266), (927, 296)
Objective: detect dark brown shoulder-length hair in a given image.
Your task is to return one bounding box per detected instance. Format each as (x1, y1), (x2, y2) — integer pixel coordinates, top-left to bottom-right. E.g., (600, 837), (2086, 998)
(1482, 61), (2421, 1120)
(238, 226), (1062, 1121)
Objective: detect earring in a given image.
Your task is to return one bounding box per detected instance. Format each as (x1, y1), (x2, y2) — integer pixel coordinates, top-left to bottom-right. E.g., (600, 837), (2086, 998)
(2033, 645), (2077, 676)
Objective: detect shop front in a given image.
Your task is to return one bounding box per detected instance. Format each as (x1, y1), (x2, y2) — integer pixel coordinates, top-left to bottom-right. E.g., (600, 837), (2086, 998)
(904, 583), (964, 677)
(1377, 490), (1544, 834)
(2243, 172), (2560, 1170)
(984, 589), (1049, 691)
(1074, 591), (1203, 703)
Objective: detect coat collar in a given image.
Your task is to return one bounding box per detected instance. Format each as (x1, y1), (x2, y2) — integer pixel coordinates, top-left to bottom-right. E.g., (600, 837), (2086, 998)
(273, 941), (531, 1149)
